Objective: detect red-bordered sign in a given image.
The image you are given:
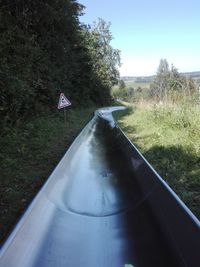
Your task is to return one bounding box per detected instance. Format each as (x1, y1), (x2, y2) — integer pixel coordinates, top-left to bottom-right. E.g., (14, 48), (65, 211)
(58, 93), (71, 109)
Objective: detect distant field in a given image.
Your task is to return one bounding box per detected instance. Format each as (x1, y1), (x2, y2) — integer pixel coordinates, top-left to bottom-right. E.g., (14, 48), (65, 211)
(113, 79), (151, 89)
(122, 72), (200, 88)
(125, 80), (150, 89)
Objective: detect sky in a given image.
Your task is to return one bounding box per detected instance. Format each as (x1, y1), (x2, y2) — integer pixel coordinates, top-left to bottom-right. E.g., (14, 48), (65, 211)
(79, 0), (200, 77)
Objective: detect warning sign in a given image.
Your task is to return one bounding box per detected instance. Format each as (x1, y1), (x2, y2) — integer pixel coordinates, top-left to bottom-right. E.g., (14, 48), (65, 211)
(58, 93), (71, 109)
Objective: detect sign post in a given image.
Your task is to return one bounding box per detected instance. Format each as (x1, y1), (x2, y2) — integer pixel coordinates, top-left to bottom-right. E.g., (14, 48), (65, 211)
(57, 93), (71, 122)
(64, 107), (66, 122)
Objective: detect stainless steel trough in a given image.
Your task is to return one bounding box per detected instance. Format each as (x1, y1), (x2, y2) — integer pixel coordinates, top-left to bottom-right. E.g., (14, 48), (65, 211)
(0, 107), (199, 267)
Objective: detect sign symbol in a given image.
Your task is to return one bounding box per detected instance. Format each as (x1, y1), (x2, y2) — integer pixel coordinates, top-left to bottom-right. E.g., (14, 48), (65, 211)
(58, 93), (71, 109)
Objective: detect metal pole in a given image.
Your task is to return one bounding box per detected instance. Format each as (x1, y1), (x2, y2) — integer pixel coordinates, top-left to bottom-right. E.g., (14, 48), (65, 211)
(64, 108), (66, 123)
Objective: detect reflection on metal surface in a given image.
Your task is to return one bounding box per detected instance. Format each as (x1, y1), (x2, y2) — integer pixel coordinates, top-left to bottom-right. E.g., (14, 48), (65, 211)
(0, 106), (200, 267)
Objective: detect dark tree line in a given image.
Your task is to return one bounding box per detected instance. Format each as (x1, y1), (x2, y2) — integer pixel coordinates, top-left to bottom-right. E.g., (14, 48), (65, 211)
(0, 1), (120, 126)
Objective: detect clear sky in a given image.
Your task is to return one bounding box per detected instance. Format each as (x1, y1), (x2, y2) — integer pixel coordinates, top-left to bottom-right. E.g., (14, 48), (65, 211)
(79, 0), (200, 77)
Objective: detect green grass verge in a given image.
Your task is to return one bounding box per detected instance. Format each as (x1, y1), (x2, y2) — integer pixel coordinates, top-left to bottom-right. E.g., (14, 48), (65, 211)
(114, 103), (200, 218)
(0, 107), (96, 244)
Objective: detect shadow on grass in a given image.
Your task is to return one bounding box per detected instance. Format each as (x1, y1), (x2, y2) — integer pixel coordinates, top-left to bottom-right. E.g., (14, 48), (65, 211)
(113, 107), (200, 219)
(143, 145), (200, 218)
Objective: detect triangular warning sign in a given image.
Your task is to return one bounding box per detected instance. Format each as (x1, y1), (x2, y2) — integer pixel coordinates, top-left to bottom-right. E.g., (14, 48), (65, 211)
(58, 93), (71, 109)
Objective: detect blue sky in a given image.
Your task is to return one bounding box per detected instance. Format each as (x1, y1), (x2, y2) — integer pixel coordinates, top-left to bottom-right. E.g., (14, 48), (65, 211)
(79, 0), (200, 76)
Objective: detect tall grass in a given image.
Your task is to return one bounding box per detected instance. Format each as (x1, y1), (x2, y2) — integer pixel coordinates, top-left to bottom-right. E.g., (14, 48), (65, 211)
(114, 96), (200, 218)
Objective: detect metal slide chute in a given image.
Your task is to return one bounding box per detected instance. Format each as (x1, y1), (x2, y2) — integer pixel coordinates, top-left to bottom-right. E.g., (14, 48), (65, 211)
(0, 107), (199, 267)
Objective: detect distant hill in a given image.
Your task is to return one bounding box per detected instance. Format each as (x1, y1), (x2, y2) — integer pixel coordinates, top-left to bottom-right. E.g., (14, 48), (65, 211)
(121, 71), (200, 82)
(122, 76), (155, 83)
(181, 71), (200, 78)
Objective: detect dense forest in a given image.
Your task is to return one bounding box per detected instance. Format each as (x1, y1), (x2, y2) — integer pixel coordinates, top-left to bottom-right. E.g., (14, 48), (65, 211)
(0, 0), (121, 243)
(0, 0), (121, 127)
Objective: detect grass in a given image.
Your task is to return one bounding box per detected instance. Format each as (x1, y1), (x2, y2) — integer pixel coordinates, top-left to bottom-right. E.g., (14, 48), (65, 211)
(114, 101), (200, 218)
(0, 107), (96, 244)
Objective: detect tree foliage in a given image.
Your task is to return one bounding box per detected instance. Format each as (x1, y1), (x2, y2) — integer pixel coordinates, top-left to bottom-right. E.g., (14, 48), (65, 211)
(0, 1), (120, 126)
(119, 79), (126, 90)
(82, 18), (121, 104)
(150, 59), (197, 101)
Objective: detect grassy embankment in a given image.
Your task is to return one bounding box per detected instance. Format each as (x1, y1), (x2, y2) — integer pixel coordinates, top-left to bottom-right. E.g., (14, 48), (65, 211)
(0, 107), (96, 244)
(114, 101), (200, 218)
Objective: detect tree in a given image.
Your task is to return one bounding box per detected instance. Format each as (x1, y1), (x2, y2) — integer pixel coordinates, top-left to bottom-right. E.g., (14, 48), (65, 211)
(0, 0), (88, 124)
(0, 3), (121, 126)
(91, 18), (121, 85)
(150, 59), (197, 101)
(119, 80), (126, 90)
(151, 59), (170, 100)
(84, 18), (121, 104)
